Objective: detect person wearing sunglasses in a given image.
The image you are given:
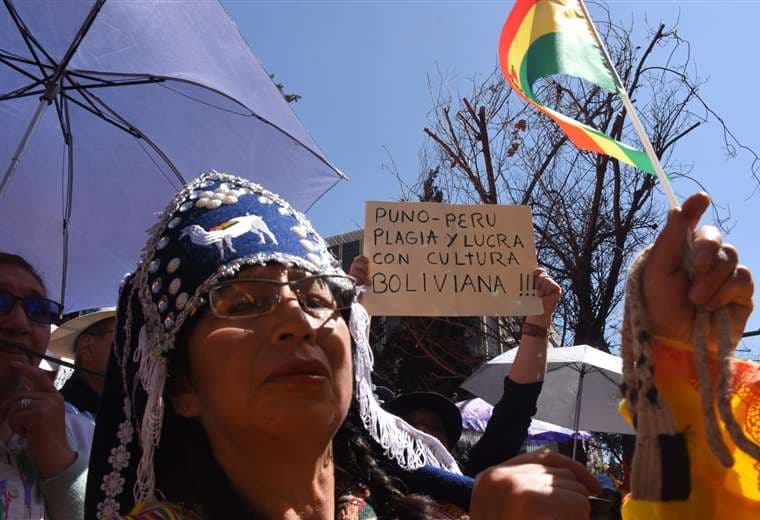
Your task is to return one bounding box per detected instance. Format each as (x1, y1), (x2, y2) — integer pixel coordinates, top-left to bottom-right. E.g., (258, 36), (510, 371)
(0, 252), (94, 519)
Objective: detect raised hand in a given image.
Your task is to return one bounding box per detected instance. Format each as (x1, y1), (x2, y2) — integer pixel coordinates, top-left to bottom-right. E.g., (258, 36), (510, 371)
(470, 449), (602, 520)
(526, 268), (562, 329)
(643, 193), (754, 346)
(348, 255), (369, 287)
(0, 361), (75, 478)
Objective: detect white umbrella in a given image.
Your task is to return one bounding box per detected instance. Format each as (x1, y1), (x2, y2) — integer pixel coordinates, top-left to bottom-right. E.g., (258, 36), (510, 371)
(462, 344), (634, 456)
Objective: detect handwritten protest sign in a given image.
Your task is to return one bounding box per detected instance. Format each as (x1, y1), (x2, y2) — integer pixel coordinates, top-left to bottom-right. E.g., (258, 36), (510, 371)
(362, 201), (543, 317)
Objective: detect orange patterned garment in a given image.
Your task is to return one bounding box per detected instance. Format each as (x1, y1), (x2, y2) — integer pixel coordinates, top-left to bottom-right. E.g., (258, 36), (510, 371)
(621, 337), (760, 519)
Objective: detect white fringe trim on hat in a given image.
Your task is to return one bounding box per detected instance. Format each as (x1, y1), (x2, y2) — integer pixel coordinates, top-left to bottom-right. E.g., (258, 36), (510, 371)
(350, 301), (461, 475)
(133, 326), (168, 503)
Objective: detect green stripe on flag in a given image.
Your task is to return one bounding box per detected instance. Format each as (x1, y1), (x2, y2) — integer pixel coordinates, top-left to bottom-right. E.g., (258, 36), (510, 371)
(618, 146), (656, 175)
(585, 127), (657, 176)
(519, 31), (617, 102)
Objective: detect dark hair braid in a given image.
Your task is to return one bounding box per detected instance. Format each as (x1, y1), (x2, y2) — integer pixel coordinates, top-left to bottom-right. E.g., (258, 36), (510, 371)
(334, 402), (438, 519)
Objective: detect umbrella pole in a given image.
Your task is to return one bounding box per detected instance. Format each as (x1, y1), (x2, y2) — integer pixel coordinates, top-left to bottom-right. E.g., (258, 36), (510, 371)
(572, 366), (586, 460)
(0, 97), (49, 196)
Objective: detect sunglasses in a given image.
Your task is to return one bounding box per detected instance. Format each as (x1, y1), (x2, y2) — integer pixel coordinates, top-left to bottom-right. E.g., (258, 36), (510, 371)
(0, 291), (63, 325)
(208, 274), (357, 320)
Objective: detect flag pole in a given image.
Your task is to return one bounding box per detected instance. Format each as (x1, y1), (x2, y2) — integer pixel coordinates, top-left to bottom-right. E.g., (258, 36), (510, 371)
(577, 0), (679, 210)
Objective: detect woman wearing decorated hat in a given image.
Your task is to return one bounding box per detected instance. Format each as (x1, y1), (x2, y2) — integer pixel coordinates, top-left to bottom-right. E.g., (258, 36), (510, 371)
(85, 171), (605, 519)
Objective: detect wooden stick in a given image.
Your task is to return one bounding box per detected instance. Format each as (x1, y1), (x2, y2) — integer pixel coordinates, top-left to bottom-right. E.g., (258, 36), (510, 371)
(0, 339), (105, 378)
(577, 0), (679, 209)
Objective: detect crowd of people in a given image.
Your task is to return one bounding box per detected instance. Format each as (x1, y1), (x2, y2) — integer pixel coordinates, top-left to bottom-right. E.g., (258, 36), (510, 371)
(0, 171), (756, 519)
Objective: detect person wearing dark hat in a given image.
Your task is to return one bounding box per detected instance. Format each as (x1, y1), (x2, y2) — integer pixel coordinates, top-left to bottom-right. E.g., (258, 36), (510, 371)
(383, 392), (463, 451)
(50, 308), (116, 416)
(372, 384), (395, 405)
(0, 252), (94, 519)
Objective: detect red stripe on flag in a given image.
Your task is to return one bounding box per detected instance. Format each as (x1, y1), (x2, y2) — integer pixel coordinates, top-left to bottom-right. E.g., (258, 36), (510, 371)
(557, 120), (606, 155)
(498, 0), (539, 79)
(500, 0), (539, 49)
(506, 68), (607, 157)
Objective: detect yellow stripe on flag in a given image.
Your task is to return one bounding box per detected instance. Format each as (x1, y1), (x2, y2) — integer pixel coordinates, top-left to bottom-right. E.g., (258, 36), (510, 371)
(508, 0), (598, 90)
(590, 132), (628, 162)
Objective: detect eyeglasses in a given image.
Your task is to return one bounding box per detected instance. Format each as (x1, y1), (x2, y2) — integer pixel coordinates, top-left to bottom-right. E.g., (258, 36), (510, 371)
(208, 274), (357, 319)
(0, 291), (63, 325)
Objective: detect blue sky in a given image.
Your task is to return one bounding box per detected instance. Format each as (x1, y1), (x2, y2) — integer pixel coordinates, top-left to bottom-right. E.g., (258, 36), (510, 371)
(223, 0), (760, 355)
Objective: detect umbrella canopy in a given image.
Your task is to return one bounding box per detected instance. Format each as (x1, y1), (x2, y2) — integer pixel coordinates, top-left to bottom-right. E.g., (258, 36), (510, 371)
(456, 398), (593, 443)
(0, 0), (344, 312)
(462, 345), (634, 435)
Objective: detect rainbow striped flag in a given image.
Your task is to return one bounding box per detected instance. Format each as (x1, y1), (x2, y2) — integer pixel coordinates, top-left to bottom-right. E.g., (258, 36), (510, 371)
(499, 0), (656, 175)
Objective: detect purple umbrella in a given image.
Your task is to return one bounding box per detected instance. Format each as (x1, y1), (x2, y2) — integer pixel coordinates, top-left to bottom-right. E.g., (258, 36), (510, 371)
(1, 0), (344, 312)
(456, 398), (593, 443)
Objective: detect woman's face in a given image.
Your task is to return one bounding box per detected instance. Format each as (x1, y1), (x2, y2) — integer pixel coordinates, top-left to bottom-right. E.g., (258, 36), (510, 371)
(174, 264), (353, 447)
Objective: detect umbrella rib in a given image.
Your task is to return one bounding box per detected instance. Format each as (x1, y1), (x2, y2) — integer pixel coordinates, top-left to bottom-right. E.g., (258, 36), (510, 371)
(545, 362), (578, 374)
(60, 73), (138, 136)
(58, 90), (181, 189)
(60, 91), (137, 137)
(62, 78), (165, 91)
(586, 365), (621, 387)
(66, 69), (160, 85)
(72, 71), (349, 181)
(134, 139), (185, 191)
(0, 49), (54, 70)
(0, 52), (50, 99)
(58, 95), (75, 307)
(0, 54), (42, 83)
(57, 89), (180, 215)
(2, 0), (56, 78)
(0, 87), (44, 100)
(53, 96), (66, 141)
(0, 78), (44, 101)
(48, 0), (106, 89)
(74, 85), (186, 186)
(66, 69), (121, 83)
(304, 176), (348, 213)
(0, 77), (165, 101)
(157, 82), (252, 116)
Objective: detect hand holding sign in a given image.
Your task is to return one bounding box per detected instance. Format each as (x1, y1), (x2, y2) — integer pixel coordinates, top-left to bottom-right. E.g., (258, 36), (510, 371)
(348, 255), (370, 303)
(528, 268), (562, 329)
(362, 201), (543, 317)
